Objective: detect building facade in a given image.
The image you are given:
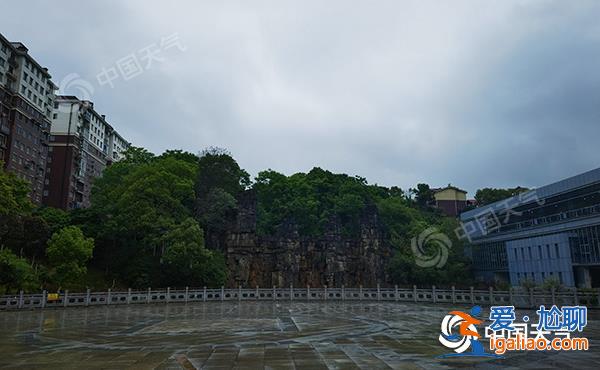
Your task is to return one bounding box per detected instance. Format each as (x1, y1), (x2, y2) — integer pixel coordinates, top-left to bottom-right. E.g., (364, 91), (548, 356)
(432, 185), (468, 217)
(0, 33), (56, 205)
(44, 96), (129, 210)
(461, 168), (600, 288)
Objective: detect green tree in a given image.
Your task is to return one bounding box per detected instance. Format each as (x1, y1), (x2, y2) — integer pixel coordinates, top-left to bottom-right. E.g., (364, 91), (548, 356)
(0, 248), (39, 293)
(0, 164), (34, 247)
(161, 218), (227, 287)
(46, 226), (94, 289)
(409, 183), (434, 209)
(34, 207), (70, 235)
(474, 187), (529, 206)
(196, 147), (250, 199)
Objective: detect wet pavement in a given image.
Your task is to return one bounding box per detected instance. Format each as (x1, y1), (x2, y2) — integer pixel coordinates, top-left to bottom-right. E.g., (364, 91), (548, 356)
(0, 301), (599, 369)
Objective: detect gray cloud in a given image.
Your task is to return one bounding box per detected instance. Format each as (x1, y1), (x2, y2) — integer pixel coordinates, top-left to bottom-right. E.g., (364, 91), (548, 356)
(4, 0), (600, 195)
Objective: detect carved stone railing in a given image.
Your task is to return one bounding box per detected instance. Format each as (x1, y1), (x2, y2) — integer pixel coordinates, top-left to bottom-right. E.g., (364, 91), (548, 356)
(1, 285), (597, 311)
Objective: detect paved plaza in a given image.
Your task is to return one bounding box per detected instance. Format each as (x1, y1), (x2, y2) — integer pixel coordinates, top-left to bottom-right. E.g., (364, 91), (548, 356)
(0, 301), (599, 369)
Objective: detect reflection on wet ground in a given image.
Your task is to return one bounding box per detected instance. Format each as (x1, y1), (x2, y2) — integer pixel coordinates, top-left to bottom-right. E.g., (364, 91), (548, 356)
(0, 301), (599, 369)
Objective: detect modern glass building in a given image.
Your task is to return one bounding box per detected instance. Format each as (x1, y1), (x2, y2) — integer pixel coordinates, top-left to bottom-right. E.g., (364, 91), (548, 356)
(460, 167), (600, 288)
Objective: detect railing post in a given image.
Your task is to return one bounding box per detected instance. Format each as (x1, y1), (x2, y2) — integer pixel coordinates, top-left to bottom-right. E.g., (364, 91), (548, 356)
(239, 285), (242, 302)
(41, 290), (47, 309)
(307, 285), (310, 301)
(219, 286), (223, 301)
(359, 285), (363, 301)
(107, 289), (111, 305)
(451, 286), (456, 304)
(395, 285), (398, 302)
(551, 287), (556, 306)
(147, 287), (151, 304)
(290, 284), (293, 301)
(342, 285), (345, 301)
(127, 288), (132, 304)
(324, 285), (327, 301)
(377, 284), (381, 301)
(203, 286), (207, 302)
(185, 287), (189, 303)
(64, 290), (69, 308)
(273, 286), (277, 301)
(413, 285), (417, 303)
(18, 290), (24, 309)
(470, 286), (474, 305)
(256, 285), (259, 300)
(432, 286), (436, 303)
(574, 287), (579, 305)
(489, 286), (494, 304)
(166, 287), (170, 303)
(85, 289), (91, 306)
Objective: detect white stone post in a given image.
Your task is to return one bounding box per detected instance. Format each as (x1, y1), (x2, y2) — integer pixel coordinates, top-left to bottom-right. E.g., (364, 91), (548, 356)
(107, 289), (111, 305)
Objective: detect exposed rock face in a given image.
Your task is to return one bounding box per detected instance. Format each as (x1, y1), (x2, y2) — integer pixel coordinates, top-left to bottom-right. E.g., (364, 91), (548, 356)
(224, 191), (392, 288)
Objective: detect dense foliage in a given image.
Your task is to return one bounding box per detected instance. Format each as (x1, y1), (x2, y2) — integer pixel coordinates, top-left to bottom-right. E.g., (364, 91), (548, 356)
(1, 147), (480, 292)
(254, 168), (382, 236)
(474, 187), (529, 206)
(73, 148), (228, 288)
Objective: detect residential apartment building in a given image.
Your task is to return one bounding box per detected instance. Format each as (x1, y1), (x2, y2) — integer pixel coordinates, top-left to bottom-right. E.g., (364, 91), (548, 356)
(44, 96), (129, 209)
(461, 167), (600, 288)
(0, 33), (56, 205)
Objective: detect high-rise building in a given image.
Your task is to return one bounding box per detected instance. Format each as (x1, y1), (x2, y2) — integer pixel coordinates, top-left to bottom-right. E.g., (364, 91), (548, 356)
(44, 96), (130, 209)
(0, 33), (56, 205)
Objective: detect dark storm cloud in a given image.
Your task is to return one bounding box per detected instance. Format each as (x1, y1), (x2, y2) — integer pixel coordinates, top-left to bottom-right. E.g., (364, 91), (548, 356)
(3, 0), (599, 195)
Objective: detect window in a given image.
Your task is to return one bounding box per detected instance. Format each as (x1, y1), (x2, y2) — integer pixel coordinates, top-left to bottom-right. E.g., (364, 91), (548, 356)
(555, 244), (560, 258)
(558, 271), (563, 284)
(546, 244), (551, 258)
(538, 245), (542, 258)
(528, 246), (532, 259)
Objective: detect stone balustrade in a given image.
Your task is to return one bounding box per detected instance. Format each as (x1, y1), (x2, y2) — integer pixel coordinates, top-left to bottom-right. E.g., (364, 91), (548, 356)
(1, 285), (598, 311)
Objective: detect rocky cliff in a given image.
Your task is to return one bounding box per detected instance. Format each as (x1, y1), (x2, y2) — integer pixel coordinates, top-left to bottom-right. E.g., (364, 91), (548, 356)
(224, 191), (392, 288)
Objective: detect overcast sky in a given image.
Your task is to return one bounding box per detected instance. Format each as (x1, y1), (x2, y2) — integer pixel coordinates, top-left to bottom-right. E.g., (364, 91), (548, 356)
(3, 0), (600, 195)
